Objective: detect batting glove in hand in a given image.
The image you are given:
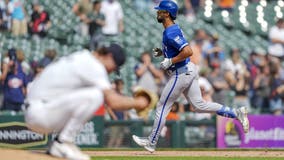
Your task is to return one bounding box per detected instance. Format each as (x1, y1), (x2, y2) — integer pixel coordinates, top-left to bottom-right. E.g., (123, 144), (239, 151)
(160, 58), (172, 70)
(153, 48), (163, 57)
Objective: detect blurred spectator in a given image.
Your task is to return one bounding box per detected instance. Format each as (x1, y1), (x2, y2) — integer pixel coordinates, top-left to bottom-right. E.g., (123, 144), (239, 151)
(182, 0), (204, 22)
(224, 49), (251, 110)
(275, 85), (284, 109)
(246, 48), (267, 83)
(202, 34), (225, 66)
(8, 0), (27, 36)
(198, 68), (214, 102)
(134, 0), (152, 12)
(134, 51), (164, 95)
(207, 61), (229, 105)
(268, 18), (284, 60)
(268, 58), (284, 115)
(29, 60), (40, 78)
(216, 0), (236, 12)
(166, 102), (180, 121)
(73, 0), (92, 16)
(16, 49), (31, 76)
(231, 65), (251, 112)
(1, 48), (27, 111)
(246, 48), (268, 113)
(106, 78), (127, 148)
(190, 29), (209, 69)
(0, 0), (11, 31)
(224, 48), (246, 79)
(252, 63), (270, 113)
(73, 0), (92, 36)
(37, 49), (57, 71)
(82, 0), (105, 51)
(192, 0), (204, 12)
(182, 0), (196, 22)
(29, 1), (51, 39)
(101, 0), (124, 36)
(26, 49), (57, 81)
(1, 49), (31, 81)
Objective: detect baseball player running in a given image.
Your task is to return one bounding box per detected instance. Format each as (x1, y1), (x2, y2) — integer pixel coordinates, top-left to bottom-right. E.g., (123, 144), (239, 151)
(24, 44), (149, 160)
(132, 0), (249, 152)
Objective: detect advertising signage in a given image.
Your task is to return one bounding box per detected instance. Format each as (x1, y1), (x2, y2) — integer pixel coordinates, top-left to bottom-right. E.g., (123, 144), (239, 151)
(217, 115), (284, 148)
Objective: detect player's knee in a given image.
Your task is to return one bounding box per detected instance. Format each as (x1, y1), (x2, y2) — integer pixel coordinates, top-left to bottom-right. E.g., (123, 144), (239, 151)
(24, 101), (52, 134)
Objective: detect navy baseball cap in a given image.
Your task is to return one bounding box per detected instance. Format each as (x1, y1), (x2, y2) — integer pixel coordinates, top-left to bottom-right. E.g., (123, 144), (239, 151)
(106, 43), (126, 69)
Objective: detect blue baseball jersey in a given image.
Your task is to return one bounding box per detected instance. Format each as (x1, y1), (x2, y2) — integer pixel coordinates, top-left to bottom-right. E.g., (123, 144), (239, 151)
(162, 24), (189, 70)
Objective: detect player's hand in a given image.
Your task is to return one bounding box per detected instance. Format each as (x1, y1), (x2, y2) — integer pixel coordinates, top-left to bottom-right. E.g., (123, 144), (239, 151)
(160, 58), (172, 70)
(134, 96), (150, 110)
(153, 48), (163, 57)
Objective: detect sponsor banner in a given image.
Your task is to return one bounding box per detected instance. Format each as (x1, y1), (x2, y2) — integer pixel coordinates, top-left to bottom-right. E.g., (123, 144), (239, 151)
(0, 114), (104, 148)
(50, 119), (103, 148)
(217, 115), (284, 148)
(0, 122), (48, 148)
(76, 121), (101, 146)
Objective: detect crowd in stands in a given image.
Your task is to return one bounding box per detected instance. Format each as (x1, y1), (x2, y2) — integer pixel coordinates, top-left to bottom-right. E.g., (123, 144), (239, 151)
(0, 0), (284, 134)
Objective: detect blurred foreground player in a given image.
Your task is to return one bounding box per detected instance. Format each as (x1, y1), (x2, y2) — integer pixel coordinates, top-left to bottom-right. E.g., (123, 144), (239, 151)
(24, 44), (149, 160)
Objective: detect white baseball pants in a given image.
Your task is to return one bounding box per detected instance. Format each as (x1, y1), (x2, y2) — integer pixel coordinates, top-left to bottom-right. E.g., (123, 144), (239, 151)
(24, 87), (103, 143)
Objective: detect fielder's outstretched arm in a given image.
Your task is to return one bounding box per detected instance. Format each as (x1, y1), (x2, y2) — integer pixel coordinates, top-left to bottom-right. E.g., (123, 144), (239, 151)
(103, 89), (148, 111)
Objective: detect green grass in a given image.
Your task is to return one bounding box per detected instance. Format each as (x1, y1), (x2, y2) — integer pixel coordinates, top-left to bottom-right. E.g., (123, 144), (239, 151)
(91, 157), (283, 160)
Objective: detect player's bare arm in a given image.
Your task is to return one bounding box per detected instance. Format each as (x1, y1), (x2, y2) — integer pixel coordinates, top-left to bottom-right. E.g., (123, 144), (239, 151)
(171, 45), (193, 64)
(103, 89), (149, 111)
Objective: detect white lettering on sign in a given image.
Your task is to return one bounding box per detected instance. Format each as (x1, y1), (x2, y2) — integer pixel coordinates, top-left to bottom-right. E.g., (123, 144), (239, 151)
(75, 121), (99, 145)
(0, 130), (44, 141)
(245, 127), (284, 143)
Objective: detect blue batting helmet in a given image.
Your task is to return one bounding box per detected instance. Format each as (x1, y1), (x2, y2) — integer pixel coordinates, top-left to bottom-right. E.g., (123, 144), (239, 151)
(154, 0), (178, 20)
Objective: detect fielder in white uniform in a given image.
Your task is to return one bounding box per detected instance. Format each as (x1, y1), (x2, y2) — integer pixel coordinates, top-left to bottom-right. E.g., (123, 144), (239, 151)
(24, 44), (149, 160)
(132, 1), (249, 153)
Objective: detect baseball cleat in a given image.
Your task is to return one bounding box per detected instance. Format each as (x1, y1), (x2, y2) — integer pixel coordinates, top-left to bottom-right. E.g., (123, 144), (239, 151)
(132, 135), (156, 153)
(48, 140), (90, 160)
(236, 106), (249, 133)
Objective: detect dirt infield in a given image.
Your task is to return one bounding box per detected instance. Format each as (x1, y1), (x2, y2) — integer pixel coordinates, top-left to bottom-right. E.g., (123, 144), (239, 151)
(86, 150), (284, 157)
(1, 149), (284, 160)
